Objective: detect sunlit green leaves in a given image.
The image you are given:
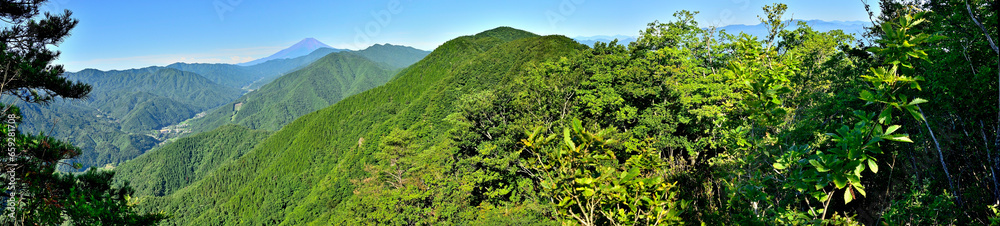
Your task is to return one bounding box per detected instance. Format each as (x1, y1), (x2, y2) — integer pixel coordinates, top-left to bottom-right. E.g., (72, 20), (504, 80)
(520, 118), (686, 225)
(883, 134), (914, 143)
(867, 159), (879, 174)
(810, 160), (830, 173)
(784, 7), (939, 209)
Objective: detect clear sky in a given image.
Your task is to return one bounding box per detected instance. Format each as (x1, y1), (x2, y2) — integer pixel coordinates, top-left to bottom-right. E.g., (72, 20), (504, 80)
(44, 0), (877, 71)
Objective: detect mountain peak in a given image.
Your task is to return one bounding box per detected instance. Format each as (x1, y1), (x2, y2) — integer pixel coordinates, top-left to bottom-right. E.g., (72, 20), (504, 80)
(290, 38), (331, 49)
(473, 27), (539, 42)
(238, 38), (340, 66)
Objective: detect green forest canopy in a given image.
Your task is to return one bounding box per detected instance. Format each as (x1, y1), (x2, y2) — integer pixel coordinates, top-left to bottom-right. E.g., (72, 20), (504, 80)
(96, 0), (1000, 225)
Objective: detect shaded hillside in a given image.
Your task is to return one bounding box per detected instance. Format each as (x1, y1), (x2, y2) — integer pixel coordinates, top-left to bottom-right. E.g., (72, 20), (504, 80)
(114, 125), (271, 197)
(165, 63), (264, 89)
(88, 92), (197, 132)
(70, 68), (242, 111)
(12, 99), (160, 170)
(132, 27), (587, 225)
(16, 68), (244, 171)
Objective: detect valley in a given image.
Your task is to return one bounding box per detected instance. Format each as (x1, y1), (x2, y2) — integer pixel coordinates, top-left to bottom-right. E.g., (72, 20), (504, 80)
(1, 1), (996, 225)
(11, 39), (429, 172)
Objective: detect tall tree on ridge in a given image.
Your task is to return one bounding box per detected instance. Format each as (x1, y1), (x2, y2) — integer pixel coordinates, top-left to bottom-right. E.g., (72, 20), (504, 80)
(1, 0), (165, 225)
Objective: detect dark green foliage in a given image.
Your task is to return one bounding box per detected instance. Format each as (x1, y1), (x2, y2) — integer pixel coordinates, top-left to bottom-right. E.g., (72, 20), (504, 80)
(10, 97), (160, 170)
(59, 169), (168, 225)
(879, 1), (999, 222)
(0, 109), (166, 224)
(1, 2), (164, 223)
(0, 0), (90, 103)
(880, 177), (959, 225)
(114, 124), (271, 197)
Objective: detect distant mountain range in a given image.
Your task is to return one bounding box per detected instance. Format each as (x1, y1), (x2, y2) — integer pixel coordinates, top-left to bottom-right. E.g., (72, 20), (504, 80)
(573, 20), (868, 46)
(24, 39), (427, 172)
(572, 35), (638, 47)
(13, 67), (244, 171)
(716, 19), (868, 39)
(237, 38), (345, 66)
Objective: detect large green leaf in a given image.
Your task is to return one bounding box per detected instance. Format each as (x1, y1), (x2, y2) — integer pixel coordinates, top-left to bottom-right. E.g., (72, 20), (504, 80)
(833, 175), (847, 189)
(563, 128), (576, 150)
(907, 98), (928, 106)
(867, 159), (879, 174)
(853, 183), (867, 197)
(883, 134), (913, 143)
(809, 160), (829, 172)
(884, 125), (901, 135)
(773, 162), (787, 170)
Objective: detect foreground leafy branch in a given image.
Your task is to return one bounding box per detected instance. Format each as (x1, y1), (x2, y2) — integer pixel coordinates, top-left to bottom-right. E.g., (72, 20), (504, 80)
(520, 119), (688, 225)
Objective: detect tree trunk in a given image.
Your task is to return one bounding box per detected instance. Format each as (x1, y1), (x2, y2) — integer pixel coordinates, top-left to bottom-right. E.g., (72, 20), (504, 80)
(919, 107), (960, 206)
(965, 0), (1000, 155)
(983, 120), (1000, 202)
(964, 0), (999, 55)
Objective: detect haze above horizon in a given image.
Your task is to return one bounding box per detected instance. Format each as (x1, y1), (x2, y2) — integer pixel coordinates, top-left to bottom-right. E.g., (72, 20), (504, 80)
(45, 0), (877, 71)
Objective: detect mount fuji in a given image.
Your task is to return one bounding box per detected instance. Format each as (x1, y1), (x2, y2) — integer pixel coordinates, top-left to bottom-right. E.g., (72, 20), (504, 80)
(238, 38), (345, 66)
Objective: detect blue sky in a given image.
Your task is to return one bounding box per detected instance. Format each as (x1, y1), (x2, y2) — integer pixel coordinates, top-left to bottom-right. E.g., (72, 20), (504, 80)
(44, 0), (877, 71)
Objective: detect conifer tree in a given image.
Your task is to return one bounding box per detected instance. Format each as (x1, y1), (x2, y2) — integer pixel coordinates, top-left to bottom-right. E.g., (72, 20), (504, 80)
(1, 1), (164, 225)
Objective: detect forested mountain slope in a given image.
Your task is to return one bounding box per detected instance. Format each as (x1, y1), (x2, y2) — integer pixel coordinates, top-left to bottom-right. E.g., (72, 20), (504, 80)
(132, 27), (586, 225)
(187, 52), (394, 132)
(186, 44), (428, 133)
(11, 99), (160, 170)
(242, 47), (343, 89)
(114, 125), (272, 197)
(352, 43), (432, 69)
(70, 68), (243, 111)
(164, 63), (265, 89)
